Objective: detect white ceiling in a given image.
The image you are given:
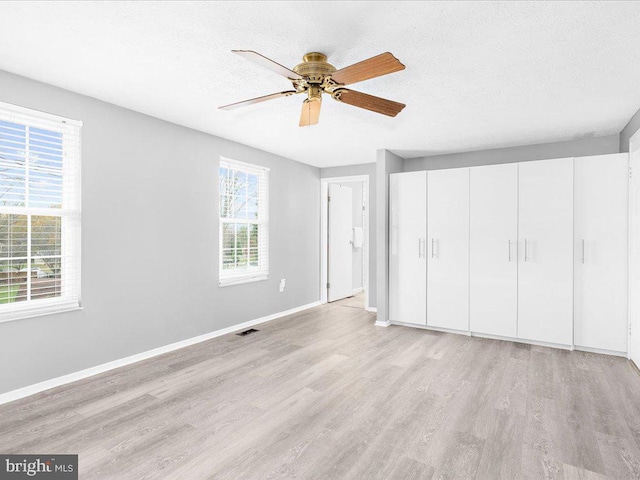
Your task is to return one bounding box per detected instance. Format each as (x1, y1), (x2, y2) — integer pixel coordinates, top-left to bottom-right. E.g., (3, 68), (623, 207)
(1, 1), (640, 168)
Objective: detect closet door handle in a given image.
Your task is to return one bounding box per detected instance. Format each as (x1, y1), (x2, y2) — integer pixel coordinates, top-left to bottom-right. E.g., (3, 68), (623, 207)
(431, 238), (435, 258)
(508, 240), (512, 262)
(582, 239), (585, 264)
(418, 238), (421, 258)
(524, 239), (528, 262)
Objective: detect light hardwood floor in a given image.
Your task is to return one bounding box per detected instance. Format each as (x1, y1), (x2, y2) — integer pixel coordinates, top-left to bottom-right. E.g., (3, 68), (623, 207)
(1, 299), (640, 479)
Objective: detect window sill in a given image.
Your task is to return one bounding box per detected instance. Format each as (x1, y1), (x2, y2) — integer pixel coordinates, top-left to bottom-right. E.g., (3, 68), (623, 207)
(219, 275), (269, 287)
(0, 301), (83, 324)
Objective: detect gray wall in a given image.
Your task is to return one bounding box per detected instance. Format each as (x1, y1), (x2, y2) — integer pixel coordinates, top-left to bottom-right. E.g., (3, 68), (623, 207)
(0, 70), (320, 395)
(320, 163), (376, 308)
(404, 135), (620, 171)
(621, 105), (640, 152)
(376, 150), (404, 323)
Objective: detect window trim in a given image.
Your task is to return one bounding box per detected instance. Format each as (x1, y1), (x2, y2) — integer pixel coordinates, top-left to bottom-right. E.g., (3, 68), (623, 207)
(0, 300), (83, 324)
(218, 157), (269, 287)
(218, 274), (269, 288)
(0, 102), (82, 323)
(0, 101), (83, 128)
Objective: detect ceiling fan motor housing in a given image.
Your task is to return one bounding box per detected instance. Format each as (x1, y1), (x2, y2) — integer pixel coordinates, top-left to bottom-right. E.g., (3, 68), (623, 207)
(293, 52), (336, 84)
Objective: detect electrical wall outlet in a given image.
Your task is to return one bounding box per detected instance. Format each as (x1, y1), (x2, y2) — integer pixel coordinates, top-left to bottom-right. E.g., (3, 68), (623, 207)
(279, 279), (286, 292)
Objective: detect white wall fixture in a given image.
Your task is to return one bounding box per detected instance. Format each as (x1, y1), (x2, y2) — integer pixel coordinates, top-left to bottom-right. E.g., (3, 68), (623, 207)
(389, 171), (427, 325)
(574, 154), (629, 354)
(427, 168), (469, 332)
(470, 163), (519, 338)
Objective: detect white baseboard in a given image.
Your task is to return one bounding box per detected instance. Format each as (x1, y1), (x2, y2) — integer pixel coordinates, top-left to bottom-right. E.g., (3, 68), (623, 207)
(470, 331), (572, 351)
(352, 287), (364, 295)
(391, 321), (469, 336)
(374, 319), (391, 327)
(0, 300), (322, 406)
(574, 344), (627, 357)
(389, 322), (575, 352)
(365, 307), (377, 313)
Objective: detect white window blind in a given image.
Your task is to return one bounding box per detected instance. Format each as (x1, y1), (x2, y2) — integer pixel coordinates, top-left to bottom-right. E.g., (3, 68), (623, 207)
(0, 101), (81, 322)
(219, 157), (269, 286)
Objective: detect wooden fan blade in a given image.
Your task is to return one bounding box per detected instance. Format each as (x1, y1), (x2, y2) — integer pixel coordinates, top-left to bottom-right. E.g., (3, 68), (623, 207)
(299, 99), (321, 127)
(331, 52), (405, 86)
(232, 50), (303, 80)
(334, 89), (405, 117)
(219, 90), (296, 110)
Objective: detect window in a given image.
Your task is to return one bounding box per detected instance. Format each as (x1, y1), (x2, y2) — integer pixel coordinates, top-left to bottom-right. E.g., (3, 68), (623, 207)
(219, 157), (269, 286)
(0, 102), (81, 322)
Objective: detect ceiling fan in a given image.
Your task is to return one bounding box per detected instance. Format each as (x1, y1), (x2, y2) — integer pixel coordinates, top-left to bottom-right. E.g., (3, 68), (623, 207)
(219, 50), (406, 126)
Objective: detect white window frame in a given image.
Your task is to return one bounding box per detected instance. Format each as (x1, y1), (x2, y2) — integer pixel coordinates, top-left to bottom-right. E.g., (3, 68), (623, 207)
(0, 101), (82, 323)
(218, 157), (269, 287)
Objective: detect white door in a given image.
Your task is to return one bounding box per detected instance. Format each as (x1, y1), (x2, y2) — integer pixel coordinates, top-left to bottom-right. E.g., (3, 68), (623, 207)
(389, 171), (427, 325)
(470, 164), (518, 337)
(427, 168), (469, 331)
(629, 133), (640, 366)
(574, 154), (629, 353)
(328, 184), (353, 302)
(518, 158), (574, 345)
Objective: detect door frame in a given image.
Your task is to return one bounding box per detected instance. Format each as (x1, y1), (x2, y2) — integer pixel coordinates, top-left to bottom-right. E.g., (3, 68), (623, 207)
(321, 175), (371, 310)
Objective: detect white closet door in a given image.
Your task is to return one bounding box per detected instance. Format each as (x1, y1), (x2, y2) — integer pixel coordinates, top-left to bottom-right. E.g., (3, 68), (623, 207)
(518, 158), (574, 345)
(389, 172), (427, 325)
(427, 168), (469, 331)
(574, 153), (628, 353)
(470, 164), (518, 337)
(629, 135), (640, 367)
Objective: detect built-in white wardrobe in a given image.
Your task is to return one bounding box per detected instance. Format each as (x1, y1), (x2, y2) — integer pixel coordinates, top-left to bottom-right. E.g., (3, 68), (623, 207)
(469, 163), (518, 338)
(389, 153), (629, 355)
(389, 171), (427, 325)
(574, 154), (629, 353)
(515, 157), (574, 346)
(427, 168), (469, 331)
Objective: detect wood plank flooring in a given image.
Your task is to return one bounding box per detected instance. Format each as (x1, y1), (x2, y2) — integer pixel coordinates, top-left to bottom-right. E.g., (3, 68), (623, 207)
(1, 298), (640, 479)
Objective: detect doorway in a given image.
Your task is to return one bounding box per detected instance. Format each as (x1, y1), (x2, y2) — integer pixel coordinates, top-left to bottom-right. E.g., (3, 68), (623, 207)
(321, 175), (370, 310)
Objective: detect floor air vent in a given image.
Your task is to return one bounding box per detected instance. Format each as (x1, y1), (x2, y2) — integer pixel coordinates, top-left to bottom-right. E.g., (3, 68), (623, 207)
(236, 328), (259, 336)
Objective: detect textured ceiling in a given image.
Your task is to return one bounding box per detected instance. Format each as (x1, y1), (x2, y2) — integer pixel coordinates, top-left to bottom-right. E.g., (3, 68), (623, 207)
(1, 1), (640, 167)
